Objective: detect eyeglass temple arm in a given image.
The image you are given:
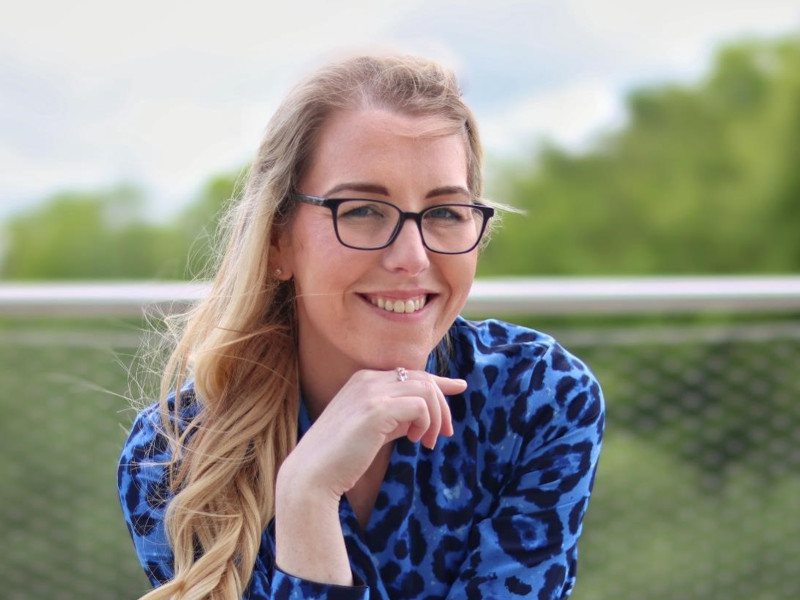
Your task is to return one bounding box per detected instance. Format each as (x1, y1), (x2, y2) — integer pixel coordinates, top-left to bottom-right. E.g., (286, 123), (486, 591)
(289, 193), (328, 206)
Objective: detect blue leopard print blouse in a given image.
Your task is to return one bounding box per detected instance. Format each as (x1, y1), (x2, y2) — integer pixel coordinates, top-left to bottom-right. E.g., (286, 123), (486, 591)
(118, 317), (605, 599)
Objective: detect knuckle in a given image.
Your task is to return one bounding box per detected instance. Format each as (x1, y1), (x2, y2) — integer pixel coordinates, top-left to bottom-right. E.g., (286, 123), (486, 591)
(361, 395), (384, 418)
(414, 396), (429, 415)
(347, 369), (370, 387)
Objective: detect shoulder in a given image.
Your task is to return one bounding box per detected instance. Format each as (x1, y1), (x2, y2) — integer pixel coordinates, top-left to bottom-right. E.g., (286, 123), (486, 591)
(117, 385), (200, 512)
(118, 385), (200, 467)
(449, 316), (558, 363)
(117, 387), (199, 585)
(447, 316), (604, 446)
(448, 316), (597, 391)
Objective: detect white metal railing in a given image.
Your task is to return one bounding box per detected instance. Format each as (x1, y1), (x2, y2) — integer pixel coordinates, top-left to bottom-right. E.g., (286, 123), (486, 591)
(1, 276), (800, 317)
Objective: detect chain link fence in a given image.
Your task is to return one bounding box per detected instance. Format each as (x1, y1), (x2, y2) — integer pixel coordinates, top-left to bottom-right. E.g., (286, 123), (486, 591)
(1, 281), (798, 599)
(562, 320), (800, 600)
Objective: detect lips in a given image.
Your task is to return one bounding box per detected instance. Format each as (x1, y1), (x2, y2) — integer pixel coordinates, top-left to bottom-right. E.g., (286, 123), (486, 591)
(366, 294), (428, 314)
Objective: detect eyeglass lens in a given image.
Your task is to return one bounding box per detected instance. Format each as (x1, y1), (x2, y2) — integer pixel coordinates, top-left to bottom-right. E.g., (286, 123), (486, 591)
(334, 200), (486, 252)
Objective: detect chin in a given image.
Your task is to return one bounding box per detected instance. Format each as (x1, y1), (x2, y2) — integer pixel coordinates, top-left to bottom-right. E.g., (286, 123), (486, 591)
(362, 341), (438, 371)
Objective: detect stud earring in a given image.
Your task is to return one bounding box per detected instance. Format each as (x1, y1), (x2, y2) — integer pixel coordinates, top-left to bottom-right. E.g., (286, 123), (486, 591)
(274, 267), (283, 278)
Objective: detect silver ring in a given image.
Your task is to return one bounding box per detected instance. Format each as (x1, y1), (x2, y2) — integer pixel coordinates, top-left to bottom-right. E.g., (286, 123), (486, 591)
(396, 367), (408, 382)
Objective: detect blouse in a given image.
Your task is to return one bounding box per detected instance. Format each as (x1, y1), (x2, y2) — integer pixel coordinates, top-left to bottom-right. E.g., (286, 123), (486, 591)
(118, 316), (605, 599)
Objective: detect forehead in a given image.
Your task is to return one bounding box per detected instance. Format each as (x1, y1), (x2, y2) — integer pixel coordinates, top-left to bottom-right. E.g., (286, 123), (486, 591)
(300, 108), (469, 196)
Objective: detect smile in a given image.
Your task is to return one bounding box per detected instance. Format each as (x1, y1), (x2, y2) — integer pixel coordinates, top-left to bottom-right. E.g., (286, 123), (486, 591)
(367, 294), (428, 314)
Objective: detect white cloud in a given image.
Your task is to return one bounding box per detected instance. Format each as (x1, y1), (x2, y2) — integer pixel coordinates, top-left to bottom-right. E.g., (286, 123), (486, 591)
(0, 0), (430, 217)
(0, 140), (115, 215)
(0, 1), (424, 73)
(1, 0), (799, 219)
(564, 0), (800, 79)
(479, 79), (626, 157)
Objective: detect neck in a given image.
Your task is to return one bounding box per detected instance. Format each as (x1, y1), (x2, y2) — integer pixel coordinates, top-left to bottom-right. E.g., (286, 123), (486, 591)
(294, 313), (438, 419)
(298, 349), (357, 420)
(297, 339), (431, 420)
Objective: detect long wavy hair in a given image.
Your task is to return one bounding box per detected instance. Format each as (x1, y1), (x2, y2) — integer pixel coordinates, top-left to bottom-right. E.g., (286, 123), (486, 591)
(139, 54), (485, 599)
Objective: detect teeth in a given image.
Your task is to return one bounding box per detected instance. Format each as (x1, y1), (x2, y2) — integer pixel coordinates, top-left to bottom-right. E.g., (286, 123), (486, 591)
(369, 295), (428, 314)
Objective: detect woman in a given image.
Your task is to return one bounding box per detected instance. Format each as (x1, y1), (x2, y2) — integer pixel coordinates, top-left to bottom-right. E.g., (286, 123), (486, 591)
(118, 55), (604, 599)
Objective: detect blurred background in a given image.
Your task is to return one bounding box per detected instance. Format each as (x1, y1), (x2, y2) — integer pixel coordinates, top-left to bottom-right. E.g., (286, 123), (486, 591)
(1, 1), (799, 598)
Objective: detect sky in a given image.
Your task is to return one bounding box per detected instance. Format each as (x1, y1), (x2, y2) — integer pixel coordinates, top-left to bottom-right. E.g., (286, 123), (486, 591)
(2, 0), (799, 222)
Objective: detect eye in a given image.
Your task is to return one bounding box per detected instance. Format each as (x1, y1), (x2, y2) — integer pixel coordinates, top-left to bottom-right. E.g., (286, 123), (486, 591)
(424, 205), (469, 222)
(337, 200), (390, 220)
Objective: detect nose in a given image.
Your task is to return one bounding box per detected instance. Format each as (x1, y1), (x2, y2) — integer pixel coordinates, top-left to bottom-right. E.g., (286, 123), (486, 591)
(381, 218), (430, 275)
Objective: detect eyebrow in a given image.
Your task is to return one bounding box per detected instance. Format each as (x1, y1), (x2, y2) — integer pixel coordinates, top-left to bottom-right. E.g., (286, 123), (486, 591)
(425, 185), (471, 199)
(324, 182), (389, 196)
(323, 182), (471, 199)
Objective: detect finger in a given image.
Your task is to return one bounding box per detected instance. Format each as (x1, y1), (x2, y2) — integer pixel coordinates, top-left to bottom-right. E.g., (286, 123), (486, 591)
(423, 378), (453, 439)
(391, 373), (462, 443)
(438, 386), (454, 437)
(433, 376), (461, 437)
(428, 374), (468, 395)
(419, 379), (442, 449)
(417, 373), (458, 439)
(386, 380), (443, 443)
(387, 373), (466, 394)
(383, 369), (466, 391)
(385, 396), (431, 443)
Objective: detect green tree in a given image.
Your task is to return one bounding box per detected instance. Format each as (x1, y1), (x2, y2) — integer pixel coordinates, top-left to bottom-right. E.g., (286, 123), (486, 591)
(0, 170), (243, 280)
(480, 34), (800, 276)
(0, 185), (185, 280)
(177, 168), (244, 279)
(3, 34), (799, 280)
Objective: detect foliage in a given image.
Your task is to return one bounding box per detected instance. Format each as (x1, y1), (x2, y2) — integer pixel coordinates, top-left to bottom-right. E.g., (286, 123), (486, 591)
(0, 174), (239, 280)
(0, 185), (184, 280)
(478, 34), (800, 276)
(2, 35), (800, 279)
(178, 169), (245, 279)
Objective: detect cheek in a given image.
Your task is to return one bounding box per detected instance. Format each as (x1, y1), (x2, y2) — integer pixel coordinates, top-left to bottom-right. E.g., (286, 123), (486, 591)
(290, 219), (341, 285)
(436, 255), (477, 319)
(448, 256), (478, 293)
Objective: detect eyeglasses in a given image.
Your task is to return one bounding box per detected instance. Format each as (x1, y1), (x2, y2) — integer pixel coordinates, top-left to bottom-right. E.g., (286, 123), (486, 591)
(290, 193), (495, 254)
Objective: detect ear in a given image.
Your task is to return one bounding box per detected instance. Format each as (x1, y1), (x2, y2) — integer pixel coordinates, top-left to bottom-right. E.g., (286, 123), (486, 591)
(269, 223), (293, 281)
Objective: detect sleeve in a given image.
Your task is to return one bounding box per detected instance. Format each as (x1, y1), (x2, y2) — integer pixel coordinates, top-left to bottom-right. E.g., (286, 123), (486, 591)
(117, 404), (176, 587)
(118, 405), (370, 600)
(446, 345), (605, 600)
(254, 566), (370, 599)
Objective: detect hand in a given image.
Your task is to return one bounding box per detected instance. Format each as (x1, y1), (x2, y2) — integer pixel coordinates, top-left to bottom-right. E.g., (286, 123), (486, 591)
(279, 369), (467, 499)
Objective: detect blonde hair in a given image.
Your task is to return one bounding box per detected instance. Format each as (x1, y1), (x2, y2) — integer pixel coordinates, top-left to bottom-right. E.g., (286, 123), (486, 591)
(139, 54), (484, 600)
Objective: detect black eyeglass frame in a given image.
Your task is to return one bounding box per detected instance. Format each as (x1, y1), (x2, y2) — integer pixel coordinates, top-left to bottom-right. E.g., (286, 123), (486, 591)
(289, 193), (495, 255)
